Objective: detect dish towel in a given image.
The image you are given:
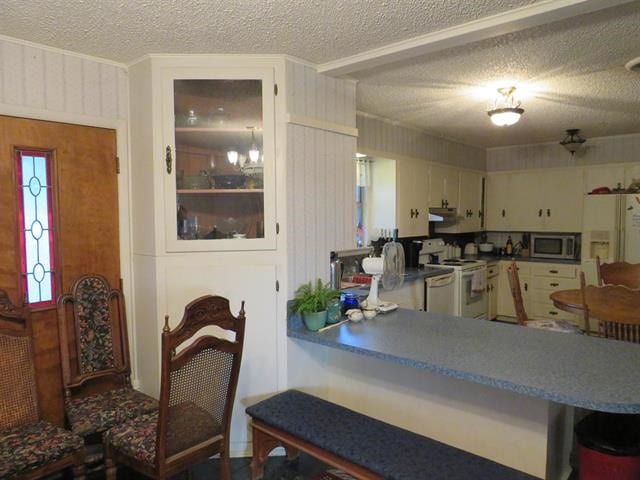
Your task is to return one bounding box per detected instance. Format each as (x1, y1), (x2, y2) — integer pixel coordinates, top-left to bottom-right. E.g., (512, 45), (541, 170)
(471, 270), (486, 297)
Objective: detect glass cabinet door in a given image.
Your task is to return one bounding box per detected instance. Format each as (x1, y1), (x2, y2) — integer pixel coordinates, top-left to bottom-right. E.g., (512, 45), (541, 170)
(162, 67), (276, 251)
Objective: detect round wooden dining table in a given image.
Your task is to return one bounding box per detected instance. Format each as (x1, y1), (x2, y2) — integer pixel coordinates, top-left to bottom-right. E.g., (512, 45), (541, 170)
(550, 285), (640, 323)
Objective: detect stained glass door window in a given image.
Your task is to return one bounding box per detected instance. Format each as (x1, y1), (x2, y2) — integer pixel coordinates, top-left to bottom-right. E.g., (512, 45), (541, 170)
(16, 149), (56, 307)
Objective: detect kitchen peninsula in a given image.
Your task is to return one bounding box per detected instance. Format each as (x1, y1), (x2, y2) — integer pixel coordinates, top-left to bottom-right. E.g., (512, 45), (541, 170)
(288, 309), (640, 479)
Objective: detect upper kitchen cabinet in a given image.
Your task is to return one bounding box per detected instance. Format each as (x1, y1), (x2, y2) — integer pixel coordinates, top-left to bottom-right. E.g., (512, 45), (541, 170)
(369, 157), (429, 238)
(436, 169), (484, 234)
(486, 174), (514, 231)
(428, 164), (459, 209)
(486, 169), (582, 233)
(130, 59), (277, 254)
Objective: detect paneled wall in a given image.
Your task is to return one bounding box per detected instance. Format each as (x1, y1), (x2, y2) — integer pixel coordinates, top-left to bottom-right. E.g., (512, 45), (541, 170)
(0, 36), (128, 121)
(356, 113), (486, 170)
(285, 60), (357, 293)
(487, 133), (640, 171)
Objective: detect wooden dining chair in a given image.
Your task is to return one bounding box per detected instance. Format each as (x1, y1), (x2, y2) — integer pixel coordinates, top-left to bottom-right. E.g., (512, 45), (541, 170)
(56, 274), (158, 463)
(596, 256), (640, 289)
(580, 274), (640, 343)
(507, 261), (582, 333)
(104, 295), (246, 480)
(0, 289), (86, 479)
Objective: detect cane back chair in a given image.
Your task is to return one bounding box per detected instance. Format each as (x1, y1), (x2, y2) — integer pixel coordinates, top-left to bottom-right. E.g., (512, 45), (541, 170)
(0, 289), (86, 479)
(507, 261), (582, 334)
(56, 275), (157, 447)
(104, 295), (246, 480)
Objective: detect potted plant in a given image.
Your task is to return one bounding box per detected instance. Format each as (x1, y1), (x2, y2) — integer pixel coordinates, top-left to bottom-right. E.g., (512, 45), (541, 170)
(291, 279), (340, 331)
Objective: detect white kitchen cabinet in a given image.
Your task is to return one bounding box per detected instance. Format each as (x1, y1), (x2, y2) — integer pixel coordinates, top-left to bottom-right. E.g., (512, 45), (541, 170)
(129, 55), (283, 456)
(528, 262), (581, 327)
(429, 164), (459, 209)
(381, 279), (425, 310)
(486, 174), (514, 231)
(487, 169), (583, 233)
(436, 169), (484, 234)
(370, 157), (429, 238)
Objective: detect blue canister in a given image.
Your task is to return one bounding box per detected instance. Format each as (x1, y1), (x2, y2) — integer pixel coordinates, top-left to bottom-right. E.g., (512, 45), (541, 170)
(341, 292), (359, 314)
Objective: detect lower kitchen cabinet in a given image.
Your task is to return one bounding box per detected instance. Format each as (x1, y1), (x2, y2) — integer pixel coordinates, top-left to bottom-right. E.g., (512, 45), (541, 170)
(495, 260), (582, 328)
(381, 279), (425, 310)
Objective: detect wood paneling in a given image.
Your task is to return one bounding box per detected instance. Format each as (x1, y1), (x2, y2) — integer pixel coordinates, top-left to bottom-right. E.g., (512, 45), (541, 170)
(487, 133), (640, 171)
(0, 116), (119, 425)
(285, 60), (357, 293)
(0, 37), (127, 121)
(356, 113), (486, 171)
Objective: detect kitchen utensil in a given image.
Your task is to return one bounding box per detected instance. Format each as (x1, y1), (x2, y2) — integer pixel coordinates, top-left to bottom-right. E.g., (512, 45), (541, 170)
(478, 242), (494, 253)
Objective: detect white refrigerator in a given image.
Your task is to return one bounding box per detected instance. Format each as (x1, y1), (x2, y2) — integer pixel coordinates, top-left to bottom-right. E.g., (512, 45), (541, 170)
(581, 193), (640, 283)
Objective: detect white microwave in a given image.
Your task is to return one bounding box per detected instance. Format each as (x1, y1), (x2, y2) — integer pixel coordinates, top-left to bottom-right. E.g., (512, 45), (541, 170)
(530, 234), (577, 260)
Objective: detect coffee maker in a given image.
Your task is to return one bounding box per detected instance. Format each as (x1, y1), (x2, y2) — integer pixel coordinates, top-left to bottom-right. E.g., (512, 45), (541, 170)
(406, 240), (423, 268)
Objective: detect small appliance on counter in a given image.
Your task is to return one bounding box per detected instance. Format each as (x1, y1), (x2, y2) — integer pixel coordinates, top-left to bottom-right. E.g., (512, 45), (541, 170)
(406, 240), (423, 268)
(463, 242), (478, 256)
(329, 247), (374, 287)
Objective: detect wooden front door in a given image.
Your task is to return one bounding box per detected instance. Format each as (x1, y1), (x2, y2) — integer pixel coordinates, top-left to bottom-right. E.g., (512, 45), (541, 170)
(0, 115), (120, 425)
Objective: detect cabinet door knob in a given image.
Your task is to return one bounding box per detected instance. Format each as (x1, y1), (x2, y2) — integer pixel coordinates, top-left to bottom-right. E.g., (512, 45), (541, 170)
(165, 145), (173, 174)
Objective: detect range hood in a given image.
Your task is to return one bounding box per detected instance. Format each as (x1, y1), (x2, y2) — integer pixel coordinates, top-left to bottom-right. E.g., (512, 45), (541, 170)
(428, 208), (458, 222)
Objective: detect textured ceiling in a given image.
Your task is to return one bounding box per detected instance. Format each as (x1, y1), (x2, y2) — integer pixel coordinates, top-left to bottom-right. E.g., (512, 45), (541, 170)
(1, 1), (639, 148)
(0, 0), (539, 64)
(353, 3), (640, 148)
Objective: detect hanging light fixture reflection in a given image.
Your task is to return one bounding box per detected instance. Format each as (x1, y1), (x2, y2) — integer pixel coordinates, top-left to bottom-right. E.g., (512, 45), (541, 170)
(559, 129), (586, 155)
(248, 127), (260, 163)
(227, 150), (239, 165)
(487, 87), (524, 127)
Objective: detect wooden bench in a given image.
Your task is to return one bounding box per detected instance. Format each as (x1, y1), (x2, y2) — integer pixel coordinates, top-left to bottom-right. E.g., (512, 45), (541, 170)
(246, 390), (537, 480)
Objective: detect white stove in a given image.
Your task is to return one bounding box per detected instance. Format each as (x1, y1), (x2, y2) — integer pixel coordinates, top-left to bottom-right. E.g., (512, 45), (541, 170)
(420, 239), (488, 319)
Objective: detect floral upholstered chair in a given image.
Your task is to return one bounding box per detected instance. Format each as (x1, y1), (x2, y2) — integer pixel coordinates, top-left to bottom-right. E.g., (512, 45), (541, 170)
(0, 289), (86, 479)
(104, 295), (246, 480)
(56, 275), (157, 460)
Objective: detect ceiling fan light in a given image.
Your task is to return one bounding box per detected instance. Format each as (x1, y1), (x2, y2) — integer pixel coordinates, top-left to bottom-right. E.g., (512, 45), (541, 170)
(488, 107), (524, 126)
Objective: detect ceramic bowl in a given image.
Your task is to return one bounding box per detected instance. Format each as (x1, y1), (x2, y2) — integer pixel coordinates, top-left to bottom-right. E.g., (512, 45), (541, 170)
(363, 309), (377, 320)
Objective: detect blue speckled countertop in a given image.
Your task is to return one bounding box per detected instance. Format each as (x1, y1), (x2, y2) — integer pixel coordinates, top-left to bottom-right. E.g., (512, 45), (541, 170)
(288, 309), (640, 413)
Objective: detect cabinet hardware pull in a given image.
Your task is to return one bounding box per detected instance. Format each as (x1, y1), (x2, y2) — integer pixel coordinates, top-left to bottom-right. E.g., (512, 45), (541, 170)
(501, 209), (506, 217)
(445, 200), (449, 207)
(524, 282), (528, 291)
(547, 209), (551, 217)
(549, 270), (559, 274)
(478, 210), (483, 218)
(549, 311), (557, 316)
(441, 199), (445, 208)
(550, 282), (559, 287)
(165, 145), (172, 174)
(415, 209), (419, 218)
(538, 209), (543, 217)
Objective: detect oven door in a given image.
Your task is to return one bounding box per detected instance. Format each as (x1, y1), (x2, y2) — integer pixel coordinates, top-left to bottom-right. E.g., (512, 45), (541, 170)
(460, 267), (488, 319)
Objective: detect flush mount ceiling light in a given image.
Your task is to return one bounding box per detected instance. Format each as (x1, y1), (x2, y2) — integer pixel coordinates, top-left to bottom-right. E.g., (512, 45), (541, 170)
(487, 86), (524, 127)
(559, 129), (586, 155)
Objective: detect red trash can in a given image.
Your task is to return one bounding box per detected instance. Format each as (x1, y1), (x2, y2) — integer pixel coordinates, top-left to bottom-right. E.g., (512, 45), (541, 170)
(575, 412), (640, 480)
